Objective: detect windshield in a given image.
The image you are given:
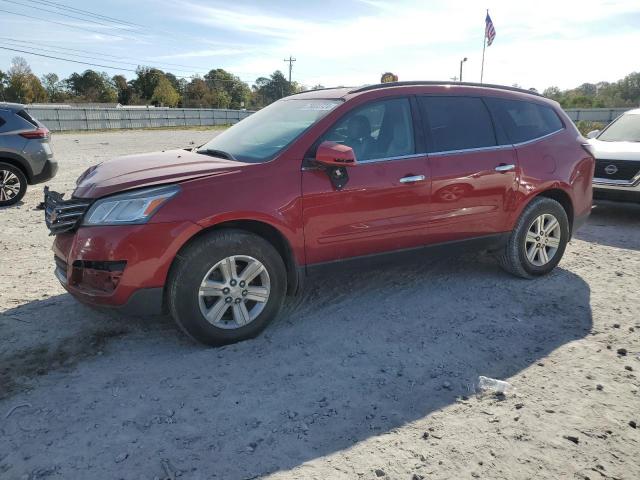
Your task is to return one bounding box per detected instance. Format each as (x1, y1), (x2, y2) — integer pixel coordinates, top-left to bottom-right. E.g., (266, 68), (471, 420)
(198, 99), (342, 162)
(598, 113), (640, 142)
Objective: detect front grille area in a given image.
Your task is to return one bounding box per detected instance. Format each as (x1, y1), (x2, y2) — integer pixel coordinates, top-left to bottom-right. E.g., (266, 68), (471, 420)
(594, 159), (640, 182)
(44, 187), (91, 235)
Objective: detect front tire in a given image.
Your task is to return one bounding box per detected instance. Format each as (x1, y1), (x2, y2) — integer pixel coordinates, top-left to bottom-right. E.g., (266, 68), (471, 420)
(167, 229), (287, 346)
(497, 197), (569, 279)
(0, 163), (27, 207)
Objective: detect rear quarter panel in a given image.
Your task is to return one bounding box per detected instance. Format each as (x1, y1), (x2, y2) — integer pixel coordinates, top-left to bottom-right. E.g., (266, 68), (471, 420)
(510, 127), (594, 228)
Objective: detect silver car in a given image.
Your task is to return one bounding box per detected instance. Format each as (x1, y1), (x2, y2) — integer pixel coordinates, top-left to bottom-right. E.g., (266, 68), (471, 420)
(0, 103), (57, 207)
(587, 108), (640, 203)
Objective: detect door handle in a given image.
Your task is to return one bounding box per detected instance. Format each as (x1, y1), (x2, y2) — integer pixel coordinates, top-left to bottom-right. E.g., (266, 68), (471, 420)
(494, 164), (515, 172)
(399, 175), (426, 184)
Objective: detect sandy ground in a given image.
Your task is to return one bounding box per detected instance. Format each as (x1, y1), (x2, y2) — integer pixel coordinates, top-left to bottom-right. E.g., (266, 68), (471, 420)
(0, 129), (639, 480)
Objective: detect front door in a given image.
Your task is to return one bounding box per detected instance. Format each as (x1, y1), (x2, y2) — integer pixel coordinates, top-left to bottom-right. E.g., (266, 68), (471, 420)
(301, 97), (431, 265)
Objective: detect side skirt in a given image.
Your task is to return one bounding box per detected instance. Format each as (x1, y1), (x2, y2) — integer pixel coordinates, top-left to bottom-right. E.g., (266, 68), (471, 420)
(305, 233), (510, 276)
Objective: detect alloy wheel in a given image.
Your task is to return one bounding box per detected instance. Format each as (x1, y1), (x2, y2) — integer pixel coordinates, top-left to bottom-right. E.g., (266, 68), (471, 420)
(198, 255), (271, 329)
(524, 213), (562, 266)
(0, 169), (22, 203)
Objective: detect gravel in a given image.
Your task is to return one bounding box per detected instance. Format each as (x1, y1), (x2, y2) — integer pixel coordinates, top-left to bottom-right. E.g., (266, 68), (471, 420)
(1, 128), (639, 480)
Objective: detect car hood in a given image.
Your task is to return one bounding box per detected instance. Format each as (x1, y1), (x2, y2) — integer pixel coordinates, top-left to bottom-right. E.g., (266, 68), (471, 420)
(73, 149), (241, 198)
(588, 138), (640, 160)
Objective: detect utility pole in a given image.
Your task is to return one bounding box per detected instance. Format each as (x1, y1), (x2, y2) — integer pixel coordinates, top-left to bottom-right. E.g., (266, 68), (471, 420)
(283, 55), (296, 84)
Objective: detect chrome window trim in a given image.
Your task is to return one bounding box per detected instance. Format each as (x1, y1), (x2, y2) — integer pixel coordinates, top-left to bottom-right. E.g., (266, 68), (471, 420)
(428, 144), (513, 157)
(427, 128), (564, 157)
(511, 128), (564, 147)
(358, 152), (427, 164)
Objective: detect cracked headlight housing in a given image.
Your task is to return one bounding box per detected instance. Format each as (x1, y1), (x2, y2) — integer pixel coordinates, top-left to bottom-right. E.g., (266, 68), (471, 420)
(83, 184), (180, 226)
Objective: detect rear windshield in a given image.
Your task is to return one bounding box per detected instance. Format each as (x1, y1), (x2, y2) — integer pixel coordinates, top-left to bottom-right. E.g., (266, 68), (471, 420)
(198, 99), (342, 163)
(487, 98), (563, 144)
(16, 109), (39, 127)
(597, 113), (640, 142)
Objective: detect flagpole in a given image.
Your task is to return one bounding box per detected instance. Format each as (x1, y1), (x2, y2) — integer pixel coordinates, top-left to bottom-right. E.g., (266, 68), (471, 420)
(480, 9), (487, 83)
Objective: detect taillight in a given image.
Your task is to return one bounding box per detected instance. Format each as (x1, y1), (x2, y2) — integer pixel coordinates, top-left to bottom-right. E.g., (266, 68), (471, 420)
(19, 127), (49, 139)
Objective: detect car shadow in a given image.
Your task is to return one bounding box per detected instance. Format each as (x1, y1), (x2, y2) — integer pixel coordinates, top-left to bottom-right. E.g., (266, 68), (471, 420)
(0, 200), (25, 210)
(576, 201), (640, 251)
(0, 253), (593, 479)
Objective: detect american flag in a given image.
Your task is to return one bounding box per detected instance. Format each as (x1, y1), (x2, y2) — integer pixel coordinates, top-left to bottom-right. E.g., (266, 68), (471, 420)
(485, 12), (496, 46)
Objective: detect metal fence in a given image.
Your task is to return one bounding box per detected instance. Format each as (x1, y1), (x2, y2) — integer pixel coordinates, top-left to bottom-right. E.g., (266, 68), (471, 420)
(24, 106), (254, 132)
(563, 108), (629, 123)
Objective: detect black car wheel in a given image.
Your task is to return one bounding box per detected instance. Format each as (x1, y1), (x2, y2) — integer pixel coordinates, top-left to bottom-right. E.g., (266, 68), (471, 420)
(167, 229), (287, 346)
(0, 162), (28, 207)
(497, 197), (570, 279)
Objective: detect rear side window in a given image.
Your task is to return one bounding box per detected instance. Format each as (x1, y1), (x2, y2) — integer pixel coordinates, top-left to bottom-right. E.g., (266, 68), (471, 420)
(319, 97), (415, 161)
(419, 96), (496, 153)
(0, 113), (6, 129)
(486, 98), (563, 144)
(16, 109), (39, 127)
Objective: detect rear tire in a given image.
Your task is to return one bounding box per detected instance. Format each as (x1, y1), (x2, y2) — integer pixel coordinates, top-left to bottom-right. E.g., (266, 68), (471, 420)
(497, 197), (569, 279)
(167, 229), (286, 346)
(0, 162), (27, 207)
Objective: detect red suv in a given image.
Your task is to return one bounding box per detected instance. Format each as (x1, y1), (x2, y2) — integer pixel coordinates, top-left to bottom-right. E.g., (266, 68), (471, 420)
(45, 82), (594, 345)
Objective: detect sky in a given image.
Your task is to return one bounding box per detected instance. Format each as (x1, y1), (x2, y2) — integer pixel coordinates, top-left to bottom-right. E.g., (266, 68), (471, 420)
(1, 0), (639, 92)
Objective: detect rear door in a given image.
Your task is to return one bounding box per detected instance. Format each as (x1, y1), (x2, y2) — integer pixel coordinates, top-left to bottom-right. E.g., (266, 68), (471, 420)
(301, 96), (431, 265)
(418, 96), (519, 243)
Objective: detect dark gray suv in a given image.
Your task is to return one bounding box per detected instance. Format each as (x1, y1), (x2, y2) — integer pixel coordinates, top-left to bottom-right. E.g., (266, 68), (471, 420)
(0, 103), (57, 207)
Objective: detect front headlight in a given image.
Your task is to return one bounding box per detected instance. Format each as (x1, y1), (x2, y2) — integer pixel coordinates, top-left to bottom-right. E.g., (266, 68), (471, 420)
(83, 184), (180, 226)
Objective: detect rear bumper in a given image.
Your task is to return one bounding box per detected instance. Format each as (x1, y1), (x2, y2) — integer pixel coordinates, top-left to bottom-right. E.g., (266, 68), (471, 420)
(52, 220), (202, 313)
(31, 159), (58, 184)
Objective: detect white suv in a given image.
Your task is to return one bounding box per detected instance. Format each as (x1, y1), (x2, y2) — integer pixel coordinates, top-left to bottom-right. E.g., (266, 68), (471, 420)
(588, 108), (640, 203)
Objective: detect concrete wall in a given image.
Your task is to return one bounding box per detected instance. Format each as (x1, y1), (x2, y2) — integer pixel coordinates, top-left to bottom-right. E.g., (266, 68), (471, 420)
(25, 106), (253, 132)
(25, 106), (633, 132)
(563, 108), (629, 123)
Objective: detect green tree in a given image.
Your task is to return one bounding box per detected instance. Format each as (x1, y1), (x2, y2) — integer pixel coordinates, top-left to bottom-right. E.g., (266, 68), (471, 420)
(41, 73), (65, 102)
(204, 68), (251, 109)
(251, 70), (296, 107)
(130, 66), (165, 101)
(64, 70), (117, 102)
(5, 57), (47, 103)
(151, 75), (180, 106)
(0, 70), (7, 100)
(112, 74), (134, 104)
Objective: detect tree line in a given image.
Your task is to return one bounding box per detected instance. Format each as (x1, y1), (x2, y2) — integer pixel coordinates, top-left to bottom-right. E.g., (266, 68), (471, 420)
(2, 56), (638, 110)
(542, 72), (640, 108)
(0, 56), (321, 109)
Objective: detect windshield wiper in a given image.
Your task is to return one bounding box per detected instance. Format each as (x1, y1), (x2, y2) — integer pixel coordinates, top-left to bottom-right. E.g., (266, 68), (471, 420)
(197, 148), (236, 161)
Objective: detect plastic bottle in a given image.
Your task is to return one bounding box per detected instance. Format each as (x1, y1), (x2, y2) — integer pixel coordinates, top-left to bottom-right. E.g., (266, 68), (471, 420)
(477, 376), (513, 394)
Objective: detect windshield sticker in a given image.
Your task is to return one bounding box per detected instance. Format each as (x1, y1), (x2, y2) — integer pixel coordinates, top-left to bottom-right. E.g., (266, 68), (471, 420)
(300, 103), (337, 111)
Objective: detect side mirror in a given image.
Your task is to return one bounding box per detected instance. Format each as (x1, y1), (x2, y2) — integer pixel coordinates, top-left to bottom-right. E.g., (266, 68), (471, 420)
(586, 130), (600, 139)
(315, 141), (357, 167)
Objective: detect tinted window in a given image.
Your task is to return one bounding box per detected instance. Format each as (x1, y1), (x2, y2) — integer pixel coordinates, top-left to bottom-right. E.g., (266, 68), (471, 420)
(419, 96), (496, 152)
(487, 98), (563, 144)
(17, 109), (39, 127)
(320, 97), (415, 161)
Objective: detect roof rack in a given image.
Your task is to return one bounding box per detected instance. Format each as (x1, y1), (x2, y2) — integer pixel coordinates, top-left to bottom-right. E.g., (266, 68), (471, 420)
(349, 81), (542, 97)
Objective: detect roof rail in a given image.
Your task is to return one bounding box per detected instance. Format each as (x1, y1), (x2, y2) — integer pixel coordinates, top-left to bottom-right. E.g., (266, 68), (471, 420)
(349, 81), (542, 97)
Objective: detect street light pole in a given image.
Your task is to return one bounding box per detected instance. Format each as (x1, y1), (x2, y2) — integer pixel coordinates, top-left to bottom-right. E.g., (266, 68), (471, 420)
(459, 57), (468, 82)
